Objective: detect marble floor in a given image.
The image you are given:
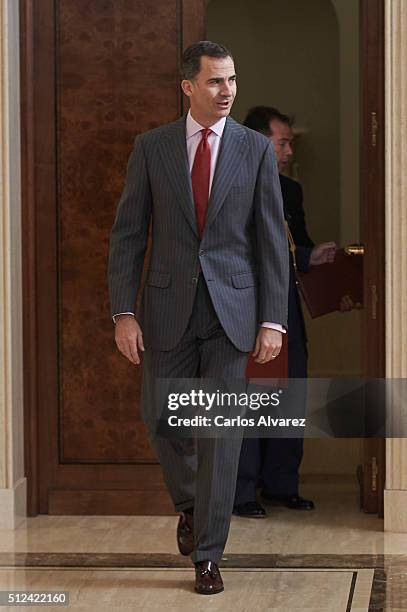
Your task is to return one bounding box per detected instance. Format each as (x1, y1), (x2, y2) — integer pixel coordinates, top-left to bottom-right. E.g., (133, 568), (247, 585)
(0, 478), (406, 610)
(0, 567), (376, 611)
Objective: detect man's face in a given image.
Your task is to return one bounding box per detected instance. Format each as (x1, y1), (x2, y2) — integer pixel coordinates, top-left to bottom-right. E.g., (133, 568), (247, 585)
(181, 55), (237, 126)
(269, 119), (294, 173)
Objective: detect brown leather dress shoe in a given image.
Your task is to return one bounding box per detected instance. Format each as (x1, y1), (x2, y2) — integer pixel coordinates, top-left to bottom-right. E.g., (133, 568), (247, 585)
(195, 560), (224, 595)
(176, 512), (194, 556)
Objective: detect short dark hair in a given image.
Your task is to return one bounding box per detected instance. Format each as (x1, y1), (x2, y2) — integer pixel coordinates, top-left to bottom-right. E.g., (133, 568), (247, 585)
(243, 106), (292, 135)
(181, 41), (233, 80)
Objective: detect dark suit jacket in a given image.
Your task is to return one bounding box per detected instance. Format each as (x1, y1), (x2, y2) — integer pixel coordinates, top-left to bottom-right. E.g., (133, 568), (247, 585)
(108, 116), (289, 352)
(279, 174), (314, 347)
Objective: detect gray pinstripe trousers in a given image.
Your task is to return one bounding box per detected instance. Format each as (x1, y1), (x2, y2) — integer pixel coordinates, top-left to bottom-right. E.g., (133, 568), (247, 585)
(140, 276), (249, 563)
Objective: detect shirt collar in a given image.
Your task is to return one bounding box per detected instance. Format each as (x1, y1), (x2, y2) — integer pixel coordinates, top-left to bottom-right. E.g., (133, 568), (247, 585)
(186, 110), (226, 139)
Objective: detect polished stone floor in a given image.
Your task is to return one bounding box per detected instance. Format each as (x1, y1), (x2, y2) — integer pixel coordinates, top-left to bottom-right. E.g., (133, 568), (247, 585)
(0, 478), (406, 610)
(0, 567), (376, 610)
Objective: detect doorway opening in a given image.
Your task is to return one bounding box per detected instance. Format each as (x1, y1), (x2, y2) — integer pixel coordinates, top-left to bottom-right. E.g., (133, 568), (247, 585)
(206, 0), (384, 515)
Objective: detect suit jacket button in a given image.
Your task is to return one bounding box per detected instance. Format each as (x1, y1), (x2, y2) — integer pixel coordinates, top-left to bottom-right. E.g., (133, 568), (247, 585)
(192, 277), (199, 284)
(199, 249), (205, 256)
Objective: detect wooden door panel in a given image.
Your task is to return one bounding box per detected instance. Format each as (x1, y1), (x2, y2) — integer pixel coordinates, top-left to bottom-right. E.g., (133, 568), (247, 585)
(58, 0), (181, 463)
(21, 0), (205, 514)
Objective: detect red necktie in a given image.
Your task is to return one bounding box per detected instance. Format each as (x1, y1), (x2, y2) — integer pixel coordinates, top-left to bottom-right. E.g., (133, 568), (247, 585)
(191, 128), (211, 237)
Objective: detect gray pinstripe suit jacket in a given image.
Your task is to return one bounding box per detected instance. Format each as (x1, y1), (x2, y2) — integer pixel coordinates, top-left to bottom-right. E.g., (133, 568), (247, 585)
(108, 115), (289, 352)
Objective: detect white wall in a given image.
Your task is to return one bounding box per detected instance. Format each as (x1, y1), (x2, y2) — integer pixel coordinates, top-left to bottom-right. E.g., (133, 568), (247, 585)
(332, 0), (360, 245)
(207, 0), (341, 244)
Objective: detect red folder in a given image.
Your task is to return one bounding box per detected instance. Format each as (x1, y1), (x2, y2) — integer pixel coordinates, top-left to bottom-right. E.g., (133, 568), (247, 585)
(296, 248), (363, 318)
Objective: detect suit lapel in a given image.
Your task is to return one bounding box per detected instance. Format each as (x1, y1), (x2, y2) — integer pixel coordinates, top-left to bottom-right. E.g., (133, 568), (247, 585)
(158, 115), (249, 239)
(203, 116), (249, 233)
(158, 116), (199, 237)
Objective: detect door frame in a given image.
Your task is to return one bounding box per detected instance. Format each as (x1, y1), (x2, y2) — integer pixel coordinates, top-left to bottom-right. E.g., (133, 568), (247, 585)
(360, 0), (386, 515)
(383, 0), (407, 532)
(20, 0), (387, 517)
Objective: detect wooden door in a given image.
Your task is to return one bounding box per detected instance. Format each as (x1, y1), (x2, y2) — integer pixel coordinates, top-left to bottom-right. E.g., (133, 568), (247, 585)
(360, 0), (386, 515)
(21, 0), (205, 515)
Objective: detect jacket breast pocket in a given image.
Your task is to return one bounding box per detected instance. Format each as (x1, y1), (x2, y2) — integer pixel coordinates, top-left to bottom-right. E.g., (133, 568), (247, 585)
(146, 270), (171, 288)
(231, 271), (257, 289)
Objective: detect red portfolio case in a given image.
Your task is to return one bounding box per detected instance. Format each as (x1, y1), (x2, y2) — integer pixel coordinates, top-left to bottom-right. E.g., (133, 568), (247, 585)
(296, 248), (363, 318)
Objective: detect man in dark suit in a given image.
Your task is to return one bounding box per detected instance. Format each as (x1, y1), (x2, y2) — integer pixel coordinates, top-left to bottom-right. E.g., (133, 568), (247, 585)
(108, 47), (289, 594)
(234, 106), (337, 518)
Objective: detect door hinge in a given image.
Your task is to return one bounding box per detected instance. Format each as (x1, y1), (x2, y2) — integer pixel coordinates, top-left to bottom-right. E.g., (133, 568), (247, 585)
(371, 456), (378, 491)
(371, 111), (378, 147)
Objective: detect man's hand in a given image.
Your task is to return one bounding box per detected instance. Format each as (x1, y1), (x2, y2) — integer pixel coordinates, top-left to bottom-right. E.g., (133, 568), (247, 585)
(339, 294), (363, 312)
(252, 328), (282, 364)
(114, 315), (145, 365)
(309, 242), (337, 266)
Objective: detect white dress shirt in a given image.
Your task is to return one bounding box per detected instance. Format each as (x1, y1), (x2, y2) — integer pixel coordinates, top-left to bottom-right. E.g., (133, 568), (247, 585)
(186, 111), (226, 194)
(113, 109), (285, 334)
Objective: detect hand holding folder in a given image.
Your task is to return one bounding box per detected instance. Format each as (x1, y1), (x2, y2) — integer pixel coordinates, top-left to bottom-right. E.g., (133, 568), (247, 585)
(296, 247), (363, 318)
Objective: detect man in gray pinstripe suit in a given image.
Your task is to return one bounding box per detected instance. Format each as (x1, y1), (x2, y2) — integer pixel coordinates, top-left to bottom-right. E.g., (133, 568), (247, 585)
(108, 41), (289, 595)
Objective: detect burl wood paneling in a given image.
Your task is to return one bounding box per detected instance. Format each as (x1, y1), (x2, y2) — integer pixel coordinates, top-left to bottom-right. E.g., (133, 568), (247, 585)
(57, 0), (181, 461)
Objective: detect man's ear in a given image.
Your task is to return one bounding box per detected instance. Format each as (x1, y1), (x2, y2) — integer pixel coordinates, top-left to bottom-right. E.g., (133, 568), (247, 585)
(181, 79), (193, 97)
